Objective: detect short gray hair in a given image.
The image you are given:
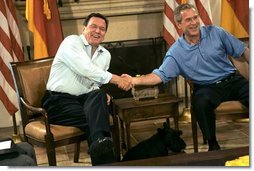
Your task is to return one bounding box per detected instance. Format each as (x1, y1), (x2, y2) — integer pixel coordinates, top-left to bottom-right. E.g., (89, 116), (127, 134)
(174, 3), (197, 23)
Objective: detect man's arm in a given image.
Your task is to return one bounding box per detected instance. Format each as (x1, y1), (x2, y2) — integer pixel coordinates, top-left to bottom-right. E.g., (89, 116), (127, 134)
(131, 73), (162, 86)
(233, 47), (249, 64)
(241, 47), (250, 63)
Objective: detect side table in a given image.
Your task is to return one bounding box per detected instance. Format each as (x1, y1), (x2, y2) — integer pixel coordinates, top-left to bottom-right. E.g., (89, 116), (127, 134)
(113, 94), (183, 152)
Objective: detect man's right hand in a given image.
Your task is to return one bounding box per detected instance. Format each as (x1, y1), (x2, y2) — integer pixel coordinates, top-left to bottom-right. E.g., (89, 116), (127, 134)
(110, 74), (133, 91)
(117, 74), (133, 91)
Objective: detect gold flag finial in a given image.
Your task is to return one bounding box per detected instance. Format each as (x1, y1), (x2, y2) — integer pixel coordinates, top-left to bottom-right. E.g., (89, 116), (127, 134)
(43, 0), (51, 19)
(181, 0), (188, 4)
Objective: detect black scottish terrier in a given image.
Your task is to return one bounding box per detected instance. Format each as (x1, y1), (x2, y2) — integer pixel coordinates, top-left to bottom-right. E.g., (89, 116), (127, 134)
(121, 122), (186, 161)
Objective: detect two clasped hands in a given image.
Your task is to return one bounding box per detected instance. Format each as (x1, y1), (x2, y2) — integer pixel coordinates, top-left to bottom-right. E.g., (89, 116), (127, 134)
(116, 74), (136, 91)
(112, 72), (159, 91)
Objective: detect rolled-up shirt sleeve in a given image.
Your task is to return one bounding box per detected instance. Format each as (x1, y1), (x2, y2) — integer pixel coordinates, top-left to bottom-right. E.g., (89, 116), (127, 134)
(152, 56), (180, 84)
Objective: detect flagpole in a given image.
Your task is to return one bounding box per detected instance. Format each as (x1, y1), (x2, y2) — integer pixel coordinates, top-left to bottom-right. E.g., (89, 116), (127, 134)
(179, 78), (191, 123)
(12, 114), (22, 143)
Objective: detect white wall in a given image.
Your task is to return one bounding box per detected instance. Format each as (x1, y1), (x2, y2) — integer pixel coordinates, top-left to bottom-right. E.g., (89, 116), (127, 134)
(0, 102), (21, 128)
(0, 102), (13, 127)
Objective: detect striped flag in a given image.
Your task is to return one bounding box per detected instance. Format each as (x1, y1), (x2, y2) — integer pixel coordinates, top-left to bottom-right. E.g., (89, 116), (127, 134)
(26, 0), (63, 59)
(163, 0), (212, 46)
(220, 0), (249, 38)
(0, 0), (24, 115)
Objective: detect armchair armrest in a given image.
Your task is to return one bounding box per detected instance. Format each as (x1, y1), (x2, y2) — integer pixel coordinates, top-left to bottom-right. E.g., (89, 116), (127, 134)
(20, 97), (52, 133)
(20, 97), (47, 117)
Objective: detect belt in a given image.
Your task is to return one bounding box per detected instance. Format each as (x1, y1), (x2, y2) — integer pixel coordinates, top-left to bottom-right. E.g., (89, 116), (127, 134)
(46, 90), (70, 96)
(215, 73), (235, 84)
(47, 90), (62, 95)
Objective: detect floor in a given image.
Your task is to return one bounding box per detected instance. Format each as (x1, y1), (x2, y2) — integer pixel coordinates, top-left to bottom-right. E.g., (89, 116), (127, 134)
(0, 118), (249, 166)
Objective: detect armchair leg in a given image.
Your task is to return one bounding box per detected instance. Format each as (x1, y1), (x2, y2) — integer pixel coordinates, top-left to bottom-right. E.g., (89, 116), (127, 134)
(190, 108), (199, 153)
(45, 134), (57, 166)
(47, 148), (57, 166)
(111, 116), (121, 161)
(74, 142), (80, 163)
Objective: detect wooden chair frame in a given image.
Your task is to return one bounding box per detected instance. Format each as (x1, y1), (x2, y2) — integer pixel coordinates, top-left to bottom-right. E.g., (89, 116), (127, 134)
(190, 56), (249, 152)
(10, 57), (120, 165)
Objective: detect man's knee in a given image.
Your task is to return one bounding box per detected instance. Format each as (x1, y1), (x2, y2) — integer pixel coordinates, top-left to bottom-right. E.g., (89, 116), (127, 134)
(87, 89), (107, 103)
(193, 94), (211, 109)
(0, 154), (37, 166)
(13, 154), (37, 166)
(90, 89), (106, 97)
(16, 155), (37, 166)
(14, 142), (37, 165)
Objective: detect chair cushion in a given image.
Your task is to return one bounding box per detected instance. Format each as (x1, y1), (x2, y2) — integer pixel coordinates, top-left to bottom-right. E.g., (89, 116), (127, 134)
(215, 101), (248, 114)
(25, 120), (84, 142)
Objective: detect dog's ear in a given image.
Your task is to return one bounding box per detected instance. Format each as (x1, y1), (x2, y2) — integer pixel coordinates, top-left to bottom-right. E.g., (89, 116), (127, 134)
(157, 128), (167, 141)
(157, 128), (164, 134)
(163, 122), (170, 130)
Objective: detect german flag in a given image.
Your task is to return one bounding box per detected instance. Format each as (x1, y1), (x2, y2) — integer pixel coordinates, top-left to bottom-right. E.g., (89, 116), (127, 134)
(220, 0), (249, 38)
(26, 0), (63, 59)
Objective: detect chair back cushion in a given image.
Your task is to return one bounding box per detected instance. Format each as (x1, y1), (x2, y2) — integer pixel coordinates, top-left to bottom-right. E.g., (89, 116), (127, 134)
(20, 62), (52, 107)
(11, 57), (53, 113)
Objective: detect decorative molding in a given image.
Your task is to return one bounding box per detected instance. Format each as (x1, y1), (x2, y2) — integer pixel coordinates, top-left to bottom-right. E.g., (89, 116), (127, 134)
(15, 0), (164, 20)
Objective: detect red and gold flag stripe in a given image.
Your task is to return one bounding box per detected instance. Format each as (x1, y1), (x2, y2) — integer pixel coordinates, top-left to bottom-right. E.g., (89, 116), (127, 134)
(26, 0), (63, 59)
(220, 0), (249, 38)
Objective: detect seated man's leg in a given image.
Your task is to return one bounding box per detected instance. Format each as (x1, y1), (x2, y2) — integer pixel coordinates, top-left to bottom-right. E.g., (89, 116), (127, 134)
(0, 142), (37, 166)
(230, 74), (249, 108)
(192, 87), (221, 151)
(42, 90), (88, 132)
(15, 142), (37, 165)
(82, 89), (116, 165)
(0, 154), (36, 166)
(42, 89), (115, 165)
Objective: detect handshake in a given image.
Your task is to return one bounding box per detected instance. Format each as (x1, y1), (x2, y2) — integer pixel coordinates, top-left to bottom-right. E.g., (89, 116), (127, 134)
(112, 72), (159, 91)
(116, 74), (135, 91)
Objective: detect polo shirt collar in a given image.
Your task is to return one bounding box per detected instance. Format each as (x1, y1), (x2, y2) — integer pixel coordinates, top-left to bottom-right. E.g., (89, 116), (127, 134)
(179, 26), (207, 49)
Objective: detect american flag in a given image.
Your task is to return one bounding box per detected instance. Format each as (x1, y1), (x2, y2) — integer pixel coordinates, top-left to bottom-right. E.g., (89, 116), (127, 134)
(0, 0), (24, 116)
(163, 0), (212, 47)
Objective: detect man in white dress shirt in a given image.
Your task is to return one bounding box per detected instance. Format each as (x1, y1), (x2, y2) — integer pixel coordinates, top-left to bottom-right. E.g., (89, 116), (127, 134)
(42, 13), (131, 165)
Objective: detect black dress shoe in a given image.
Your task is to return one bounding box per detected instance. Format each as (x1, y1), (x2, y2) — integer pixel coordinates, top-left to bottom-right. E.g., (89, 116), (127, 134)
(208, 143), (221, 151)
(89, 137), (116, 166)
